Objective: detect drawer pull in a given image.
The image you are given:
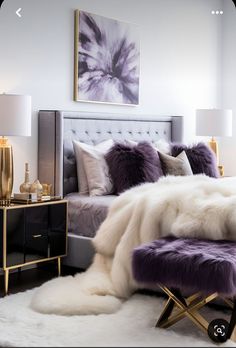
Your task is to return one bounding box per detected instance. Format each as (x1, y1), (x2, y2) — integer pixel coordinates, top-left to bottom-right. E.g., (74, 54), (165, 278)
(33, 234), (42, 238)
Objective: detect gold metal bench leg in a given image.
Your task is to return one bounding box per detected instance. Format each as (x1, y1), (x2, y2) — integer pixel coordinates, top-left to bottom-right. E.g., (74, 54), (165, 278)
(228, 299), (236, 341)
(159, 307), (186, 329)
(223, 298), (234, 309)
(157, 286), (219, 334)
(160, 292), (218, 329)
(186, 310), (209, 332)
(156, 297), (175, 327)
(186, 292), (202, 305)
(230, 328), (236, 342)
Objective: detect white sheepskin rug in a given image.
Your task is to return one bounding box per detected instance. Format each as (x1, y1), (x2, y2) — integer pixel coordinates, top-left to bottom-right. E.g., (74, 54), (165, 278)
(0, 289), (235, 347)
(31, 175), (236, 316)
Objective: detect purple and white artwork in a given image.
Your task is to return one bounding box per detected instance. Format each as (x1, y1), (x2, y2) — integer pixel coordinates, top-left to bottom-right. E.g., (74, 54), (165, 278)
(74, 10), (140, 105)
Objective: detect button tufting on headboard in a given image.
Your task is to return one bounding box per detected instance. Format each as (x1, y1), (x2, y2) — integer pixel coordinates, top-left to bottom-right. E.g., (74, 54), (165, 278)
(38, 111), (183, 197)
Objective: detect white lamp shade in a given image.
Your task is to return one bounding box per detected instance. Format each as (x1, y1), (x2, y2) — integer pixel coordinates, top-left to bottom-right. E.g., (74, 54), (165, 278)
(0, 94), (31, 136)
(196, 109), (232, 137)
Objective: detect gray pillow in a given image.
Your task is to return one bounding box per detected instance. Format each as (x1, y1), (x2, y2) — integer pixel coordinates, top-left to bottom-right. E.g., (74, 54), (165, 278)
(159, 150), (193, 176)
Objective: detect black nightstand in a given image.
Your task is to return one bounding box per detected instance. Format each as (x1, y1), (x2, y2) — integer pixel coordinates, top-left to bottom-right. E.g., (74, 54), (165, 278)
(0, 200), (68, 295)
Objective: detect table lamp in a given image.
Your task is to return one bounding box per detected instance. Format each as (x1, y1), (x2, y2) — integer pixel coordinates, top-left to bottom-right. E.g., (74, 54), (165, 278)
(196, 109), (232, 176)
(0, 94), (31, 204)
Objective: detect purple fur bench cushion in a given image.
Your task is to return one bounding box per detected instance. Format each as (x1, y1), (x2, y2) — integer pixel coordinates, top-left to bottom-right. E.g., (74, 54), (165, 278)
(132, 237), (236, 296)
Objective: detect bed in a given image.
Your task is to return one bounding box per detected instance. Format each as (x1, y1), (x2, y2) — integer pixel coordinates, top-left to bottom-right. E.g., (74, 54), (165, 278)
(38, 111), (183, 269)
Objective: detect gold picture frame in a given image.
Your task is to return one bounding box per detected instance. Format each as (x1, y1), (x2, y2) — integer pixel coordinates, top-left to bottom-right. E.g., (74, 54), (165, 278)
(74, 10), (140, 106)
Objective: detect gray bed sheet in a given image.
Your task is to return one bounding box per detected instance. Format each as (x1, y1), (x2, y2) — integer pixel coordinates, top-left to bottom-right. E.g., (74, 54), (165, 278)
(65, 193), (117, 238)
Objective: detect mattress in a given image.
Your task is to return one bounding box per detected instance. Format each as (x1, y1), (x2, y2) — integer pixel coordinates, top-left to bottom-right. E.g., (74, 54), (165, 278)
(65, 193), (117, 238)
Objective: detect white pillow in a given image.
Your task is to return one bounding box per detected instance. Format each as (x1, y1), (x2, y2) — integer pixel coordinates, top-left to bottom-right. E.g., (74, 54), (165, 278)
(81, 146), (113, 196)
(154, 139), (170, 154)
(73, 139), (114, 195)
(128, 139), (171, 154)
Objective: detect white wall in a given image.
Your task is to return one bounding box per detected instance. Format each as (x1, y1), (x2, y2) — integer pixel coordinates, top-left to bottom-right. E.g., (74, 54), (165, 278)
(0, 0), (222, 191)
(221, 0), (236, 175)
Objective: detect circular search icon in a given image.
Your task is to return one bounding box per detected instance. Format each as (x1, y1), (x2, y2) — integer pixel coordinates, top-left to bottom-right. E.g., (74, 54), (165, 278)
(208, 319), (229, 343)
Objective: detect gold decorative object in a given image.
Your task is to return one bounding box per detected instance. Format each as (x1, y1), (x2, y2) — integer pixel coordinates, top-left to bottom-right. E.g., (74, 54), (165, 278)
(30, 179), (43, 199)
(19, 162), (31, 193)
(42, 183), (52, 196)
(0, 137), (13, 205)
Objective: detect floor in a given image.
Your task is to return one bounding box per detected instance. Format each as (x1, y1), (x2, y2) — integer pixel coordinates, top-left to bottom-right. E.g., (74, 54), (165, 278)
(0, 267), (233, 347)
(0, 261), (80, 297)
(0, 261), (230, 318)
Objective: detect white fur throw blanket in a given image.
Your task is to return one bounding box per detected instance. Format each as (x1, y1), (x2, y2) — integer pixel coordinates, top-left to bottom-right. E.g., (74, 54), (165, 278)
(31, 175), (236, 315)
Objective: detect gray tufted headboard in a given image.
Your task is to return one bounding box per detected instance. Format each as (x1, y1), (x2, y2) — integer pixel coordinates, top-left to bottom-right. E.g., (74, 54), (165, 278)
(38, 111), (183, 197)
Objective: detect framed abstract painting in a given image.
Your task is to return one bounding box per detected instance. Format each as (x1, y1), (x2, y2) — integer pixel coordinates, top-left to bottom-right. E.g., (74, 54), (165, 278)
(74, 10), (140, 105)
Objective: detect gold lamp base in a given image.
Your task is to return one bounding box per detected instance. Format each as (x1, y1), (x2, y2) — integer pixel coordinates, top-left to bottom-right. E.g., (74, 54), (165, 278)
(208, 137), (224, 177)
(208, 137), (218, 157)
(218, 165), (224, 177)
(0, 137), (13, 205)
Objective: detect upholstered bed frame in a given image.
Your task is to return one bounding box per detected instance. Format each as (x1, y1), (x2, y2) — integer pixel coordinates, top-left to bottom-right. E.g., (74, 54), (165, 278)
(38, 111), (183, 269)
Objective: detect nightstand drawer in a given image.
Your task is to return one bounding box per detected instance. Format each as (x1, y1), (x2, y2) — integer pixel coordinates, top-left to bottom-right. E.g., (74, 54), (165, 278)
(25, 234), (48, 263)
(22, 206), (49, 265)
(48, 203), (67, 257)
(25, 206), (48, 240)
(48, 232), (66, 257)
(6, 209), (25, 267)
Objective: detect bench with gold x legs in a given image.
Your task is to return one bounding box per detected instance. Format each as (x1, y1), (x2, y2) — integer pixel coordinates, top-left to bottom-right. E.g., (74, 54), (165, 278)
(132, 237), (236, 343)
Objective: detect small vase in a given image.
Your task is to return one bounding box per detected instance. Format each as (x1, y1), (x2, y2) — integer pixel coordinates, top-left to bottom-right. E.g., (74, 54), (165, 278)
(30, 179), (43, 199)
(19, 163), (31, 193)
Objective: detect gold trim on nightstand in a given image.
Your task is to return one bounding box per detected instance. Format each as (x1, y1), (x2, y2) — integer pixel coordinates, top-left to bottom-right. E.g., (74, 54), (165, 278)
(2, 199), (66, 210)
(1, 200), (68, 295)
(4, 269), (9, 295)
(58, 257), (61, 277)
(3, 208), (7, 270)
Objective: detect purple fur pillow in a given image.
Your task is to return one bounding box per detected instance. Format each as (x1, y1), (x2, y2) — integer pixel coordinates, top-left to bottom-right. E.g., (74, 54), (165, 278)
(171, 142), (219, 178)
(105, 141), (163, 194)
